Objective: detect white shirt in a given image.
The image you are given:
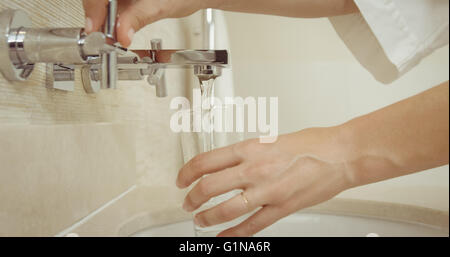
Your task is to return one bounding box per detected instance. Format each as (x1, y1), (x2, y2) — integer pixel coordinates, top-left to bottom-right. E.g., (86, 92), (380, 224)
(329, 0), (449, 84)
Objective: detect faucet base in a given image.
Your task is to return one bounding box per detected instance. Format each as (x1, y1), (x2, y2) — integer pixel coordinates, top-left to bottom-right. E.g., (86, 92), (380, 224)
(0, 9), (35, 81)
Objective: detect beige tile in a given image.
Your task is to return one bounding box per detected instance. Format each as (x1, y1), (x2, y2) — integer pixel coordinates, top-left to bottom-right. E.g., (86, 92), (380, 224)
(0, 124), (136, 236)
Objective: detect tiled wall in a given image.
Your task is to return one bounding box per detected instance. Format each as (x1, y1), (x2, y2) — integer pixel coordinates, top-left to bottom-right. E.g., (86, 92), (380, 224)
(0, 0), (203, 236)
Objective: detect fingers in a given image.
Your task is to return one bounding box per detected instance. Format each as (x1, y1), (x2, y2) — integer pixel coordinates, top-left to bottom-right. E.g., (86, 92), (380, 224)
(82, 0), (109, 34)
(193, 190), (261, 228)
(116, 0), (167, 47)
(188, 166), (302, 231)
(176, 144), (242, 188)
(83, 0), (162, 47)
(183, 165), (248, 212)
(216, 180), (334, 237)
(217, 205), (285, 237)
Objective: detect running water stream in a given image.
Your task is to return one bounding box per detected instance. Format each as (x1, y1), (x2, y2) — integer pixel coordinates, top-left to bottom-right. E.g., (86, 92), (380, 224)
(199, 78), (215, 153)
(193, 77), (225, 237)
(192, 77), (249, 237)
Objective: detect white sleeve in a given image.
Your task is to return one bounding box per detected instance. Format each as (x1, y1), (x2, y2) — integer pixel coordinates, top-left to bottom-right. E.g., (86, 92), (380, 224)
(329, 0), (449, 84)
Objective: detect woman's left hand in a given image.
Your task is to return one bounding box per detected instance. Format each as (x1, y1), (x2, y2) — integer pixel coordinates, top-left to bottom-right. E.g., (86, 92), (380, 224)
(176, 127), (354, 237)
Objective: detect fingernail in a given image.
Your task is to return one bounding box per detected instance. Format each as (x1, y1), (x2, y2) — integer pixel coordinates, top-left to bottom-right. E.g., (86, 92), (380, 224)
(177, 178), (187, 189)
(194, 215), (205, 227)
(85, 17), (93, 33)
(182, 201), (191, 212)
(127, 28), (135, 43)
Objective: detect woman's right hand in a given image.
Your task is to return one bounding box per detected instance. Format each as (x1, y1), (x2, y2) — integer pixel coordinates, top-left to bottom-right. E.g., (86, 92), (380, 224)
(82, 0), (211, 47)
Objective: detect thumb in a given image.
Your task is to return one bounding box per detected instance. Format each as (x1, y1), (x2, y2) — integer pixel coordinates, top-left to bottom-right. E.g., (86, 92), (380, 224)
(117, 1), (166, 47)
(82, 0), (109, 34)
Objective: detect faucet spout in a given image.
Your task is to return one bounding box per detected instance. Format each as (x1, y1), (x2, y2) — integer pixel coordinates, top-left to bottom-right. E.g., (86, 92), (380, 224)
(131, 49), (228, 68)
(130, 48), (228, 96)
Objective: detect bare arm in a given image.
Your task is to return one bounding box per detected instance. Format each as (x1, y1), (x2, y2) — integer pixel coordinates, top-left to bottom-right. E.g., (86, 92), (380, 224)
(212, 0), (359, 18)
(83, 0), (359, 47)
(340, 81), (449, 187)
(177, 81), (449, 237)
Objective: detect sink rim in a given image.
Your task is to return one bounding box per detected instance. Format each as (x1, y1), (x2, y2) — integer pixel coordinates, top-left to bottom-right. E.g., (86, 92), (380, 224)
(120, 198), (449, 236)
(131, 210), (448, 237)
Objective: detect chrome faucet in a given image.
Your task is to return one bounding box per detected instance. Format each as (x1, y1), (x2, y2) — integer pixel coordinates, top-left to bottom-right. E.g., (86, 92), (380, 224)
(0, 6), (228, 97)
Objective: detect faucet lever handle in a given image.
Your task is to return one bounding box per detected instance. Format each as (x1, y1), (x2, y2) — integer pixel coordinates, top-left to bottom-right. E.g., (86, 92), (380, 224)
(147, 39), (167, 97)
(104, 0), (118, 39)
(100, 0), (118, 89)
(151, 39), (162, 50)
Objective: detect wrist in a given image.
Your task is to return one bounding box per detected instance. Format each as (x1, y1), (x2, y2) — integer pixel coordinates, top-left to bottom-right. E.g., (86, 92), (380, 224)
(302, 125), (364, 188)
(333, 122), (362, 189)
(206, 0), (227, 9)
(280, 126), (358, 191)
(314, 125), (362, 190)
(291, 126), (369, 191)
(336, 117), (404, 189)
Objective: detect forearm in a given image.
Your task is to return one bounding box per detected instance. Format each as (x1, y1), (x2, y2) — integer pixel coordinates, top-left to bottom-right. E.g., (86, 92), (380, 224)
(339, 81), (449, 187)
(209, 0), (359, 18)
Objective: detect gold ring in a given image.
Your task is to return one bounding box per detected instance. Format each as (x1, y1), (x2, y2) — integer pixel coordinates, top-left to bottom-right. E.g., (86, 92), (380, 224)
(241, 191), (249, 206)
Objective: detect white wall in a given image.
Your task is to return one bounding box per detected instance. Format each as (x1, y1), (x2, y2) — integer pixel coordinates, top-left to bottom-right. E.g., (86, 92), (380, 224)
(224, 12), (449, 211)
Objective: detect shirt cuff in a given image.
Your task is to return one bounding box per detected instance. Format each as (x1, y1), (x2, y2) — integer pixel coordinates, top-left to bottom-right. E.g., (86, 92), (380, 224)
(329, 0), (420, 84)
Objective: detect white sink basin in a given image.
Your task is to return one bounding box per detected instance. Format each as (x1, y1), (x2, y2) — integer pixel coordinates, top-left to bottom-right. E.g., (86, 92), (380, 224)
(131, 212), (448, 237)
